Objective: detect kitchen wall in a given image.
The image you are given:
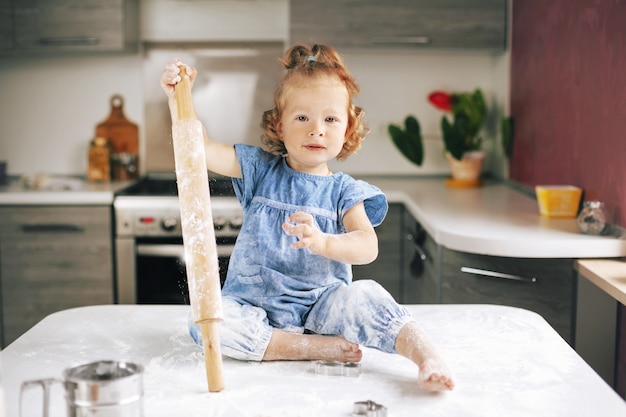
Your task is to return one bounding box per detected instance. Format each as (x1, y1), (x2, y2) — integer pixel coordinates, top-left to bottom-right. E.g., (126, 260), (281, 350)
(509, 0), (626, 227)
(0, 49), (507, 178)
(0, 2), (509, 179)
(0, 54), (144, 177)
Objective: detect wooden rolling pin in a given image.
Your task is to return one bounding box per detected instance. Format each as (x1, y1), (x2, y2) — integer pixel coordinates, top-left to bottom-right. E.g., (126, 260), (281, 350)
(172, 65), (225, 392)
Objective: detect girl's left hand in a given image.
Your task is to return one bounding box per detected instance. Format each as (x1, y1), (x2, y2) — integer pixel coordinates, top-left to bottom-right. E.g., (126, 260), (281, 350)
(282, 212), (326, 254)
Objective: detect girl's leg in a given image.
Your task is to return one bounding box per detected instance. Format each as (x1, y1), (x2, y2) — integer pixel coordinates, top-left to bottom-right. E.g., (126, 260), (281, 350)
(189, 297), (361, 362)
(189, 298), (272, 361)
(262, 329), (362, 362)
(306, 280), (454, 391)
(395, 321), (455, 391)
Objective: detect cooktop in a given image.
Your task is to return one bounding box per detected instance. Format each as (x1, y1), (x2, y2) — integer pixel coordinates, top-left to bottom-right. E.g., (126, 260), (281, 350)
(116, 172), (236, 198)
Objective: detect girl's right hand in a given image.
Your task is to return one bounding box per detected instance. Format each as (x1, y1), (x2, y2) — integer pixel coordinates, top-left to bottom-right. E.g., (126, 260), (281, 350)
(160, 58), (197, 99)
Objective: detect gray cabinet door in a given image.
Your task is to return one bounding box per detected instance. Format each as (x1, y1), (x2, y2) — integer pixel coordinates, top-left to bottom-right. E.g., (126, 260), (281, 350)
(291, 0), (507, 50)
(0, 0), (11, 51)
(353, 203), (403, 302)
(10, 0), (137, 54)
(442, 248), (575, 343)
(0, 206), (114, 346)
(402, 210), (440, 304)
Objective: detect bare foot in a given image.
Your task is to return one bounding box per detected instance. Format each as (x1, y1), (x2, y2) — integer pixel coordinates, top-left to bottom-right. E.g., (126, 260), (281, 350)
(263, 329), (362, 362)
(418, 358), (455, 391)
(395, 322), (455, 391)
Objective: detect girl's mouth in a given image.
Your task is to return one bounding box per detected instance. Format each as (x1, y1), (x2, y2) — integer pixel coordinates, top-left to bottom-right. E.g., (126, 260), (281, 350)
(304, 144), (326, 151)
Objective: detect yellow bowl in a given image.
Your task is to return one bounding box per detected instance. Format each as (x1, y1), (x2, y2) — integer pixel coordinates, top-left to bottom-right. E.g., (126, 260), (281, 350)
(535, 185), (582, 218)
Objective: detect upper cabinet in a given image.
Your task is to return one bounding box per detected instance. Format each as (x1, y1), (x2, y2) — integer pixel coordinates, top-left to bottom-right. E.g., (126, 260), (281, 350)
(0, 0), (12, 51)
(140, 0), (288, 43)
(1, 0), (138, 55)
(290, 0), (507, 50)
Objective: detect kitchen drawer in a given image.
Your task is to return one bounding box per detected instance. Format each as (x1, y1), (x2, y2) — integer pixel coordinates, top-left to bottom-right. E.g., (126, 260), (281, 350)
(442, 248), (575, 343)
(353, 204), (403, 301)
(403, 211), (440, 304)
(0, 206), (114, 346)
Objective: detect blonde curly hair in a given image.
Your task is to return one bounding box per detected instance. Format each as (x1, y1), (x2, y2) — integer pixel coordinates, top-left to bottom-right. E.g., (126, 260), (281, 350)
(260, 44), (369, 161)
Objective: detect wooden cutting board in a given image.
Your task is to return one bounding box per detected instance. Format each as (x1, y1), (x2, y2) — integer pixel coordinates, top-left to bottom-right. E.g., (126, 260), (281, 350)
(95, 94), (139, 154)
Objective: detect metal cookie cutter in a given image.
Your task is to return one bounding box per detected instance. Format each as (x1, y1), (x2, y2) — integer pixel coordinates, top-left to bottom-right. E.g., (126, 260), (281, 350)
(314, 360), (361, 377)
(353, 400), (388, 417)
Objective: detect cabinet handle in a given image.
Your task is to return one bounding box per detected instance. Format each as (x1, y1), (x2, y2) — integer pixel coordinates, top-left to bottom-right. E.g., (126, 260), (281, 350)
(413, 241), (427, 261)
(137, 244), (234, 258)
(21, 224), (84, 233)
(39, 37), (100, 46)
(460, 267), (538, 284)
(406, 232), (427, 279)
(370, 36), (431, 45)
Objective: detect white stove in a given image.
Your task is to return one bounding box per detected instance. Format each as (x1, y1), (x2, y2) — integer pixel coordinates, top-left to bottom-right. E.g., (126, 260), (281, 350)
(113, 173), (242, 304)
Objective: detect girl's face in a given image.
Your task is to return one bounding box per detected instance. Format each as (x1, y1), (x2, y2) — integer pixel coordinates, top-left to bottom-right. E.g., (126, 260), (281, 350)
(276, 74), (349, 176)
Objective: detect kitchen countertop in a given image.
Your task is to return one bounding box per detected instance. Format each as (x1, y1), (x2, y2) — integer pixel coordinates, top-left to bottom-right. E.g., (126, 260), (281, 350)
(3, 304), (625, 417)
(361, 176), (626, 259)
(576, 259), (626, 306)
(0, 176), (133, 205)
(1, 174), (624, 258)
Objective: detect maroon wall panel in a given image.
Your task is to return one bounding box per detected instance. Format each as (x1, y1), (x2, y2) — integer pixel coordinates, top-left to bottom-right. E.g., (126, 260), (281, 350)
(510, 0), (626, 227)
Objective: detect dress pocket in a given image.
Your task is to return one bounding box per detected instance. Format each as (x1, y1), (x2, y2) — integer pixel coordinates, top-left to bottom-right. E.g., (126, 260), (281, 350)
(231, 266), (267, 296)
(238, 274), (264, 285)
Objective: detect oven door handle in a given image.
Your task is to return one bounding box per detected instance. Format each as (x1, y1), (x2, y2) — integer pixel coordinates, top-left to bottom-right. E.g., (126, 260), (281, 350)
(136, 244), (234, 258)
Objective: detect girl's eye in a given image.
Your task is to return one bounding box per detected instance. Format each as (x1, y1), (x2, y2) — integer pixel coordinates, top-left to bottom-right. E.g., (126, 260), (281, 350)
(326, 116), (338, 123)
(296, 115), (308, 121)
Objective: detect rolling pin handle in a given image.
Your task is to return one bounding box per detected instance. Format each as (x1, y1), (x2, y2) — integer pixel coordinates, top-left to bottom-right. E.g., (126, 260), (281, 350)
(201, 320), (225, 392)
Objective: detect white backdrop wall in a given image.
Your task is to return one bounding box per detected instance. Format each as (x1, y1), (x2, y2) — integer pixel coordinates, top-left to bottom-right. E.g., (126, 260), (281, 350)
(0, 48), (506, 178)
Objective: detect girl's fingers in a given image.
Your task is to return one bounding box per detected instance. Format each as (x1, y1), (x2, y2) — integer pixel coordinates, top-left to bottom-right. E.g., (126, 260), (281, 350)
(287, 211), (314, 225)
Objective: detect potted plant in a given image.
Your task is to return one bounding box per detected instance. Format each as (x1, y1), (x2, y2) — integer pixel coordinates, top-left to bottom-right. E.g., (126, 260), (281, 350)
(429, 89), (487, 183)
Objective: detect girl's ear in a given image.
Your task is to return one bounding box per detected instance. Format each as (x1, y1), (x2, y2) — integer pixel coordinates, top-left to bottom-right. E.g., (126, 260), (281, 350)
(275, 119), (284, 140)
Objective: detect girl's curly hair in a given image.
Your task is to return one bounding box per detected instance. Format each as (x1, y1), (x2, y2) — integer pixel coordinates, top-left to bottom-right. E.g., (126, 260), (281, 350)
(260, 44), (369, 161)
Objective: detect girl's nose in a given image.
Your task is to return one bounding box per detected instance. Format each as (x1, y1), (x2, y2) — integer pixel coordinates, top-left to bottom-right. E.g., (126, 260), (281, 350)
(309, 122), (324, 136)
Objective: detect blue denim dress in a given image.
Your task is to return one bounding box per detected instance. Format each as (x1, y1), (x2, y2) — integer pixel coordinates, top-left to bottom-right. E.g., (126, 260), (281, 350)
(190, 145), (413, 360)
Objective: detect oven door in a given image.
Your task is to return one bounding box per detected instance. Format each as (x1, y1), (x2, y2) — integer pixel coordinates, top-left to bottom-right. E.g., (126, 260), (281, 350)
(135, 237), (233, 304)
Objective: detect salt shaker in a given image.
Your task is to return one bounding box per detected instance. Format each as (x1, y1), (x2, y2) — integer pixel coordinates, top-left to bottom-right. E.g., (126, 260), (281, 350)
(577, 201), (607, 235)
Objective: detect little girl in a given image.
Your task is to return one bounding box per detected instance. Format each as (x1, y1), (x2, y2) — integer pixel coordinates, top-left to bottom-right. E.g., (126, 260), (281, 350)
(161, 44), (454, 391)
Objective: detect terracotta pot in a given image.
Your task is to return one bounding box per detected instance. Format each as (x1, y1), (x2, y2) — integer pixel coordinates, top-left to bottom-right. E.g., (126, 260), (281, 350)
(446, 150), (485, 181)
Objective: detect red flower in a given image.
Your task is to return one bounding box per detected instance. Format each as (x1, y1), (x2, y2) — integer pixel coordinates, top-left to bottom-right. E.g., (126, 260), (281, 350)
(428, 91), (452, 112)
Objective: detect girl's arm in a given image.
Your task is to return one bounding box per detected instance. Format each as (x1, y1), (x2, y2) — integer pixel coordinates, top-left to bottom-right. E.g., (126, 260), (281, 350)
(283, 202), (379, 265)
(161, 59), (242, 179)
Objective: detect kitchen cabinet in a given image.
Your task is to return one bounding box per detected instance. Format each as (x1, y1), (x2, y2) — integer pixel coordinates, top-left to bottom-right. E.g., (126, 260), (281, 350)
(353, 204), (440, 305)
(402, 210), (440, 304)
(353, 198), (579, 344)
(140, 0), (288, 43)
(0, 206), (114, 347)
(441, 249), (575, 344)
(353, 203), (403, 302)
(1, 0), (138, 55)
(290, 0), (507, 50)
(0, 0), (11, 51)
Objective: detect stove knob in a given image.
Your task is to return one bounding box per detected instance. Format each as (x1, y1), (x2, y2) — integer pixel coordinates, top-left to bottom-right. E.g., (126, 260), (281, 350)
(214, 216), (227, 231)
(229, 216), (243, 230)
(161, 217), (178, 232)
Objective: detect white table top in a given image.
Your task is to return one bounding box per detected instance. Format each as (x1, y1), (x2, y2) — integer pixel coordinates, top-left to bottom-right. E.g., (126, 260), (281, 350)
(2, 304), (625, 417)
